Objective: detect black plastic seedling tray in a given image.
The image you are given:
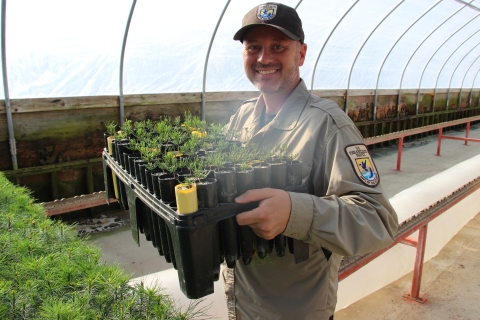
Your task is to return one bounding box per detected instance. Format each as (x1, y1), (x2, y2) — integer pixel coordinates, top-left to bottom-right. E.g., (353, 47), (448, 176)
(102, 151), (307, 299)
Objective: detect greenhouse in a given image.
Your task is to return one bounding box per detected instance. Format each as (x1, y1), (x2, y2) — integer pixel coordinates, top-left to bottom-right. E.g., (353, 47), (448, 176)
(1, 0), (480, 319)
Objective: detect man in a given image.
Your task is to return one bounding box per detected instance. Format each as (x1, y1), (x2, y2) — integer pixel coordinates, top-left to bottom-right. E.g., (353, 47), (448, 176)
(223, 3), (398, 319)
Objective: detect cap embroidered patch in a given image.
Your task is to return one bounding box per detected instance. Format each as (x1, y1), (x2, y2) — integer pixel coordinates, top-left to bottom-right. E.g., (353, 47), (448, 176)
(345, 144), (379, 187)
(257, 4), (277, 20)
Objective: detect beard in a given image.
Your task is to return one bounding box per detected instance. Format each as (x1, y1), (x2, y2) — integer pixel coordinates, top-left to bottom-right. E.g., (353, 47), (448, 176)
(246, 50), (300, 95)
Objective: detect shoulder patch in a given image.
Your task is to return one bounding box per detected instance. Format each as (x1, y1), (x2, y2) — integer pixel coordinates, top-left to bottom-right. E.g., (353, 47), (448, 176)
(345, 144), (379, 187)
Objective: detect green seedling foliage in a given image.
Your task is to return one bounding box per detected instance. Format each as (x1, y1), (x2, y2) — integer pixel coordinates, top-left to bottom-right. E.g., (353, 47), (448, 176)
(154, 118), (173, 141)
(179, 138), (198, 158)
(176, 157), (190, 173)
(224, 128), (241, 142)
(205, 151), (224, 169)
(0, 173), (209, 319)
(160, 152), (180, 177)
(237, 161), (252, 171)
(256, 146), (273, 163)
(283, 152), (299, 164)
(104, 121), (117, 136)
(227, 144), (243, 166)
(170, 129), (187, 151)
(183, 111), (207, 134)
(138, 140), (161, 171)
(200, 140), (214, 152)
(113, 130), (127, 141)
(183, 111), (195, 130)
(274, 144), (299, 163)
(189, 159), (209, 182)
(127, 138), (138, 151)
(207, 122), (224, 142)
(273, 144), (287, 159)
(173, 116), (182, 128)
(120, 118), (134, 137)
(215, 139), (230, 153)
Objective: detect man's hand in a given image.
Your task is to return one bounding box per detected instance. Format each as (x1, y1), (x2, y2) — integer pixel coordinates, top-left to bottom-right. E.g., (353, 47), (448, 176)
(235, 188), (292, 240)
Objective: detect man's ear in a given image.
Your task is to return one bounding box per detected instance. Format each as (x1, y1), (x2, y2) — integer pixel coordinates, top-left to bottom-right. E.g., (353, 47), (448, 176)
(298, 43), (307, 67)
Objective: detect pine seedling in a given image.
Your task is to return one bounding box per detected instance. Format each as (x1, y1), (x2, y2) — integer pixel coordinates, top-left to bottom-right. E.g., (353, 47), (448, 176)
(257, 146), (273, 164)
(160, 152), (179, 177)
(154, 118), (171, 138)
(283, 151), (300, 164)
(170, 129), (187, 151)
(172, 116), (182, 128)
(215, 139), (230, 154)
(189, 159), (209, 183)
(120, 118), (133, 137)
(207, 122), (225, 142)
(227, 144), (243, 166)
(113, 130), (127, 141)
(104, 121), (117, 136)
(273, 144), (288, 159)
(179, 138), (198, 158)
(205, 151), (224, 170)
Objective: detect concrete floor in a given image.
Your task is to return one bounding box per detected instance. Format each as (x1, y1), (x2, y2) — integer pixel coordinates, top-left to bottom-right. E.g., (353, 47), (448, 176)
(83, 123), (480, 318)
(87, 223), (170, 278)
(335, 212), (480, 320)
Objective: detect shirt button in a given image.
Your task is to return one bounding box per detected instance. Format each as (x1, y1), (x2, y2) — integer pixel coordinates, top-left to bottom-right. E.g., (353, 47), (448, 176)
(291, 233), (298, 237)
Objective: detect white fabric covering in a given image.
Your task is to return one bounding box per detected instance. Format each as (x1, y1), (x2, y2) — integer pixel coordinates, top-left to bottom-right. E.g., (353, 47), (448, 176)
(4, 0), (480, 99)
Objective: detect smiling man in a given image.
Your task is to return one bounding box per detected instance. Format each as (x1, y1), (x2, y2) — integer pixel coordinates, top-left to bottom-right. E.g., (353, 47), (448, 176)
(223, 3), (398, 320)
(242, 25), (305, 105)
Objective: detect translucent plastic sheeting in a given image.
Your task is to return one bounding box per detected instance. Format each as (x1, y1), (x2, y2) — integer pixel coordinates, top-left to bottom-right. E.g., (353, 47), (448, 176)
(402, 2), (480, 88)
(3, 0), (480, 99)
(5, 0), (131, 99)
(437, 34), (480, 89)
(315, 0), (477, 90)
(0, 22), (4, 100)
(204, 0), (299, 93)
(462, 56), (480, 88)
(123, 0), (226, 95)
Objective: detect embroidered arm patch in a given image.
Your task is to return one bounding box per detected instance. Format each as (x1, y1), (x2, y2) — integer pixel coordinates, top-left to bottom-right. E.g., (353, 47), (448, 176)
(345, 144), (379, 187)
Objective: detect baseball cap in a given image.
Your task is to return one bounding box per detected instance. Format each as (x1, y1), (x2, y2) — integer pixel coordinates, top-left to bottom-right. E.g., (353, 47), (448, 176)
(233, 2), (304, 44)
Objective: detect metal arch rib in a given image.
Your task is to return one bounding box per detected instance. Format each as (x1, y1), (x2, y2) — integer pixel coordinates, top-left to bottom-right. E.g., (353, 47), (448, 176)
(374, 1), (442, 114)
(345, 0), (405, 116)
(455, 0), (480, 11)
(468, 66), (480, 107)
(424, 14), (479, 112)
(119, 0), (137, 126)
(294, 0), (303, 10)
(1, 0), (17, 170)
(446, 41), (480, 108)
(399, 2), (471, 113)
(459, 54), (480, 106)
(310, 0), (360, 93)
(201, 0), (231, 121)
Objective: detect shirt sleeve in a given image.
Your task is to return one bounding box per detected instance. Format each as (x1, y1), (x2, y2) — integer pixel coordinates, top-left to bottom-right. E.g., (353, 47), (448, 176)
(283, 124), (399, 257)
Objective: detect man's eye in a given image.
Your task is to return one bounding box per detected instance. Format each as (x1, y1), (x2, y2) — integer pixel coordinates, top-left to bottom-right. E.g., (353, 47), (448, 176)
(273, 45), (284, 51)
(248, 46), (260, 52)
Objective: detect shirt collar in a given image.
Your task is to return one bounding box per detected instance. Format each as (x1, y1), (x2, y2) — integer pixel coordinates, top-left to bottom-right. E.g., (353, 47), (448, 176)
(244, 79), (311, 134)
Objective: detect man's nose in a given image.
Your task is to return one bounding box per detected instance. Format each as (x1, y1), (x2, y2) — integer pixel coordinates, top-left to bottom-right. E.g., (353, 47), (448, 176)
(257, 47), (273, 64)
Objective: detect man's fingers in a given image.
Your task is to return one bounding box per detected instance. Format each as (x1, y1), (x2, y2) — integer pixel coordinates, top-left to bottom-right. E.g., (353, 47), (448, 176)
(235, 188), (292, 240)
(235, 188), (272, 204)
(236, 207), (263, 226)
(236, 208), (275, 239)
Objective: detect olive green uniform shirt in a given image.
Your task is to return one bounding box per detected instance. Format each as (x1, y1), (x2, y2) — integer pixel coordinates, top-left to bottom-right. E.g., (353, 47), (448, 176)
(222, 80), (398, 320)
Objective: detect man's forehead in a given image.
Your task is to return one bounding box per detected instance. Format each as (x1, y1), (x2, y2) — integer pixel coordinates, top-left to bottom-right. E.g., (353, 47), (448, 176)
(242, 26), (293, 43)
